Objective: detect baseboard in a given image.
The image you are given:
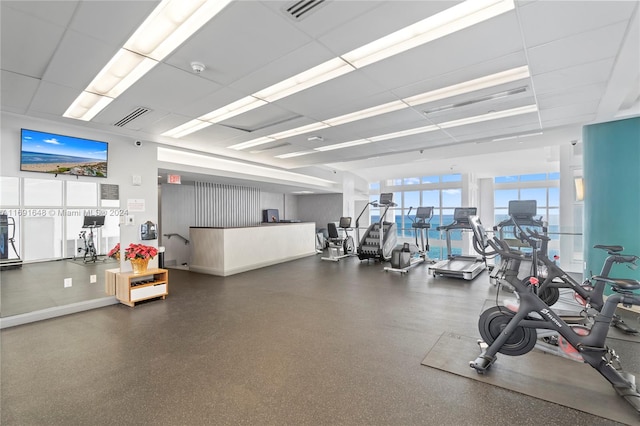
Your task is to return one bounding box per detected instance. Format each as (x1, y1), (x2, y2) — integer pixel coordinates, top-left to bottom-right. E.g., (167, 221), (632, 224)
(0, 296), (119, 329)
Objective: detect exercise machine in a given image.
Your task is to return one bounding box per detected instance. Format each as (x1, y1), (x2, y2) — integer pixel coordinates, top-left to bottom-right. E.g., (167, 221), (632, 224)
(468, 216), (640, 414)
(490, 208), (639, 334)
(515, 227), (639, 334)
(0, 215), (22, 270)
(429, 207), (485, 280)
(385, 206), (434, 274)
(77, 215), (104, 263)
(321, 217), (355, 262)
(489, 200), (545, 285)
(356, 193), (397, 262)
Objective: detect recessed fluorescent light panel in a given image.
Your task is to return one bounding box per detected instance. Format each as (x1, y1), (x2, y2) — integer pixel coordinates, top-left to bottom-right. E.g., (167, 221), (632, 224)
(275, 151), (318, 159)
(299, 104), (537, 155)
(161, 119), (212, 138)
(226, 137), (278, 151)
(342, 0), (514, 68)
(164, 0), (515, 137)
(491, 131), (543, 142)
(64, 0), (233, 121)
(229, 65), (529, 152)
(314, 139), (372, 152)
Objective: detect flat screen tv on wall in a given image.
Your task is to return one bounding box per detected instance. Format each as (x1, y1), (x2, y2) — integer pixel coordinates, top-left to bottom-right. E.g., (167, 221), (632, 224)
(20, 129), (108, 178)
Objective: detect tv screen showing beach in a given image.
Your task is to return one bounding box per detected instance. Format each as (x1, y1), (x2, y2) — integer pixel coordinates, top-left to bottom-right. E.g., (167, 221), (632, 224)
(20, 129), (108, 178)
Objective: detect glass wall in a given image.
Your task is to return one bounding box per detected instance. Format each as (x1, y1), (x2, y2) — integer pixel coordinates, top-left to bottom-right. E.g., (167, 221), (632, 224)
(370, 174), (463, 259)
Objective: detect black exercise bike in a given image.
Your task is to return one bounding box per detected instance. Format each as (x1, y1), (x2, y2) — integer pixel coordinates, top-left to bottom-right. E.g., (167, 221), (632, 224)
(468, 215), (640, 414)
(487, 216), (639, 334)
(77, 229), (97, 263)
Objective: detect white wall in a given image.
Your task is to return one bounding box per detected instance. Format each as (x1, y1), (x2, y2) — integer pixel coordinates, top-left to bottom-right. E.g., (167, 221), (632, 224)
(0, 112), (159, 272)
(297, 193), (343, 231)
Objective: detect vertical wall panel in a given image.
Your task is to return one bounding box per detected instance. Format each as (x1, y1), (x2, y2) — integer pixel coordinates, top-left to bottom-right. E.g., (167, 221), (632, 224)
(194, 182), (261, 227)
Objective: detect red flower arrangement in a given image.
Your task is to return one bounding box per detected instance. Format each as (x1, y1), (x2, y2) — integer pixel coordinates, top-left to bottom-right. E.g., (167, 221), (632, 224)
(107, 243), (120, 259)
(125, 243), (158, 260)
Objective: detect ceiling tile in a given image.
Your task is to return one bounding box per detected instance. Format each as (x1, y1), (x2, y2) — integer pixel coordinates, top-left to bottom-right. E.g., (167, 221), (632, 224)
(69, 1), (158, 46)
(167, 1), (312, 87)
(114, 63), (221, 114)
(532, 57), (614, 95)
(537, 82), (607, 110)
(1, 71), (40, 114)
(518, 0), (637, 47)
(2, 0), (78, 27)
(526, 22), (627, 75)
(0, 5), (67, 78)
(41, 29), (118, 91)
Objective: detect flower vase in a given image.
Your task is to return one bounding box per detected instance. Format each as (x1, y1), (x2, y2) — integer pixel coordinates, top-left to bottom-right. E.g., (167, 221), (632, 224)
(130, 257), (150, 274)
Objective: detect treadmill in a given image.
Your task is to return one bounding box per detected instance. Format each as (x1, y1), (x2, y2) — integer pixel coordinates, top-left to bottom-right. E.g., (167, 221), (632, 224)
(428, 207), (485, 280)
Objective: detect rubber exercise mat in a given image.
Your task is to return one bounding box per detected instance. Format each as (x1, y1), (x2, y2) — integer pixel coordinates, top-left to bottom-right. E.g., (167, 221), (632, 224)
(421, 332), (639, 425)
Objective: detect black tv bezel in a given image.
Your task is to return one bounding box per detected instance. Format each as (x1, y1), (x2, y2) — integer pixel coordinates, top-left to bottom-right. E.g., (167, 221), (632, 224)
(20, 128), (109, 178)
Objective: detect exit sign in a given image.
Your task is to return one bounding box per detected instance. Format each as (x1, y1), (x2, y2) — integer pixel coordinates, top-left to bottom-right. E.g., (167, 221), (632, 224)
(168, 174), (181, 184)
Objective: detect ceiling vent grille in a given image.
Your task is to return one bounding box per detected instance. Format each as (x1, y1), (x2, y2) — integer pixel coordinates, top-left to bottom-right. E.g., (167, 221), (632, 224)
(283, 0), (327, 21)
(250, 142), (291, 154)
(422, 87), (528, 115)
(113, 107), (151, 127)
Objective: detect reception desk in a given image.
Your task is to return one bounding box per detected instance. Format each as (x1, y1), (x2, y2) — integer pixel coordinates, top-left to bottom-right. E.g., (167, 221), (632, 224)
(189, 222), (316, 276)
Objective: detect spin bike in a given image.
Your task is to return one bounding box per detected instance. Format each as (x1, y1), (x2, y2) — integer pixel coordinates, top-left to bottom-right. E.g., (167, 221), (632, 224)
(467, 215), (640, 414)
(525, 230), (639, 334)
(77, 215), (105, 263)
(78, 229), (97, 263)
(505, 218), (639, 334)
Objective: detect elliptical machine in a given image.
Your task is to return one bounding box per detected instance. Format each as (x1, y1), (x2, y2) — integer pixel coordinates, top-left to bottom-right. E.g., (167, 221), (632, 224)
(385, 206), (434, 274)
(355, 193), (397, 262)
(321, 217), (355, 262)
(468, 215), (640, 414)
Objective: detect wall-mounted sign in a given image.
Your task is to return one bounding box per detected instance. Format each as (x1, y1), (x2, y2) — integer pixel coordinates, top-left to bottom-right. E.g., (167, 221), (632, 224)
(168, 174), (181, 184)
(100, 184), (119, 200)
(127, 198), (145, 212)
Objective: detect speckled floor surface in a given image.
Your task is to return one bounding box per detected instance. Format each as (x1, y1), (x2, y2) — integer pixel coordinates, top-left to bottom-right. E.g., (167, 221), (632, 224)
(2, 255), (638, 425)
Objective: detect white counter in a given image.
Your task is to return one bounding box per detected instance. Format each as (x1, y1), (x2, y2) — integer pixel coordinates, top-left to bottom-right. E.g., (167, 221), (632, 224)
(189, 222), (316, 276)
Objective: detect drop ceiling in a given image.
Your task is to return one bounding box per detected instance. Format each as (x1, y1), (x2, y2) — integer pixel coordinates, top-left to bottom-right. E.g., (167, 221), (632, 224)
(2, 0), (638, 191)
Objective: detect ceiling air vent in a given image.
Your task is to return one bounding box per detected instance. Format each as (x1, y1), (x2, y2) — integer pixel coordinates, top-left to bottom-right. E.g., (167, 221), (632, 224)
(283, 0), (327, 21)
(113, 107), (151, 127)
(422, 87), (528, 116)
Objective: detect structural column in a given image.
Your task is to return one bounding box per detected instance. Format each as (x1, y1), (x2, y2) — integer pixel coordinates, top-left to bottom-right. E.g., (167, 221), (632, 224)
(582, 117), (640, 290)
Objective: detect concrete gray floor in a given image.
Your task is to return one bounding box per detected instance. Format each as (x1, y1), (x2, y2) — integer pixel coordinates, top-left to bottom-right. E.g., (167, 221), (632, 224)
(1, 255), (637, 425)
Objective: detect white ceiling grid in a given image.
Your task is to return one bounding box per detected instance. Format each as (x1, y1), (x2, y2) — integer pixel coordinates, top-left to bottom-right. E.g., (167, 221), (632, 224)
(1, 0), (638, 191)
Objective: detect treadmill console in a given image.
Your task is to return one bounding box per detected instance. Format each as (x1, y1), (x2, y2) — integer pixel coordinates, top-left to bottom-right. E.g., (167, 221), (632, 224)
(453, 207), (477, 224)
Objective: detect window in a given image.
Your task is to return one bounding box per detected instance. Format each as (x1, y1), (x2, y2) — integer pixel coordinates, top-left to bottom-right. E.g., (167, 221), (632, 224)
(442, 174), (461, 182)
(403, 177), (420, 185)
(370, 174), (463, 259)
(494, 172), (561, 255)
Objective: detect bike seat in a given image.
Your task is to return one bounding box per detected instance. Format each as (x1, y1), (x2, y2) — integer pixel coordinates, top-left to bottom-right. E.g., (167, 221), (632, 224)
(592, 276), (640, 291)
(594, 244), (623, 253)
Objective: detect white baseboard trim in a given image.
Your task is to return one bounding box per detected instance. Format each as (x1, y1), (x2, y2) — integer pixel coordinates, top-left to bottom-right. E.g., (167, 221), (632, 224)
(0, 296), (119, 329)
